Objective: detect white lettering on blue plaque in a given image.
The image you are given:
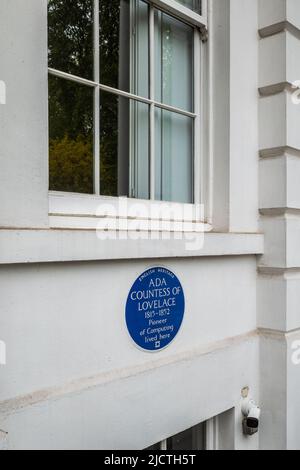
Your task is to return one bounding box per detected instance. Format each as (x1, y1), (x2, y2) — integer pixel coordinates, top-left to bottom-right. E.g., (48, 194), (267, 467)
(125, 267), (185, 351)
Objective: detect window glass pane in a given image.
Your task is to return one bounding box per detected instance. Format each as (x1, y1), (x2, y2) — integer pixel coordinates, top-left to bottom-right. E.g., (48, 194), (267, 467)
(49, 76), (94, 193)
(100, 0), (149, 97)
(155, 109), (193, 204)
(100, 91), (149, 198)
(167, 423), (205, 450)
(48, 0), (93, 80)
(155, 10), (193, 112)
(145, 443), (161, 450)
(145, 423), (205, 451)
(175, 0), (201, 14)
(168, 428), (193, 450)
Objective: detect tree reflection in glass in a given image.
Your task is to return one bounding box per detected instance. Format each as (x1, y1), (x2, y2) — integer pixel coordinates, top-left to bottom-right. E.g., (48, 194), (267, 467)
(49, 75), (94, 193)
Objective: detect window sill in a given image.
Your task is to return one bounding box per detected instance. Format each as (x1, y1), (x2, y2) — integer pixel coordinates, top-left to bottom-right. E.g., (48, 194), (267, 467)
(49, 191), (211, 231)
(0, 229), (264, 265)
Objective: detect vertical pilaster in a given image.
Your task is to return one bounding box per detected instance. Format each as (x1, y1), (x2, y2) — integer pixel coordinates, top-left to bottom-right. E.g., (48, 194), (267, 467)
(258, 0), (300, 450)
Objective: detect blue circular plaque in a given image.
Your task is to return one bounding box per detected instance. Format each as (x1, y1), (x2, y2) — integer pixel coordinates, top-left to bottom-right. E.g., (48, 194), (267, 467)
(126, 267), (185, 351)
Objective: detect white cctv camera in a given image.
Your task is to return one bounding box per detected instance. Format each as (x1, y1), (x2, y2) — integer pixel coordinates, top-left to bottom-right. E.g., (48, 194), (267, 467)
(242, 398), (261, 435)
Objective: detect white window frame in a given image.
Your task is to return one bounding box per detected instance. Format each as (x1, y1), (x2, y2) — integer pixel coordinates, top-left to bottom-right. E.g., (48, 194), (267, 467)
(48, 0), (209, 227)
(152, 0), (207, 28)
(145, 419), (214, 450)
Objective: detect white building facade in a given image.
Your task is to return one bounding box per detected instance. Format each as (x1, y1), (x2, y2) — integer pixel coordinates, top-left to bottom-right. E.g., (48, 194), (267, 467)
(0, 0), (300, 450)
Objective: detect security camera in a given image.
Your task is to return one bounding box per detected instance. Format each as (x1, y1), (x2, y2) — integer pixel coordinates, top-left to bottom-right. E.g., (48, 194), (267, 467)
(242, 398), (261, 436)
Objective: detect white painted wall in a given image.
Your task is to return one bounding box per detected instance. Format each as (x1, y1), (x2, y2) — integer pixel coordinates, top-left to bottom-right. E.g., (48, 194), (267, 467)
(229, 0), (259, 233)
(0, 257), (260, 450)
(0, 334), (259, 450)
(0, 0), (49, 228)
(0, 257), (257, 402)
(2, 0), (300, 451)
